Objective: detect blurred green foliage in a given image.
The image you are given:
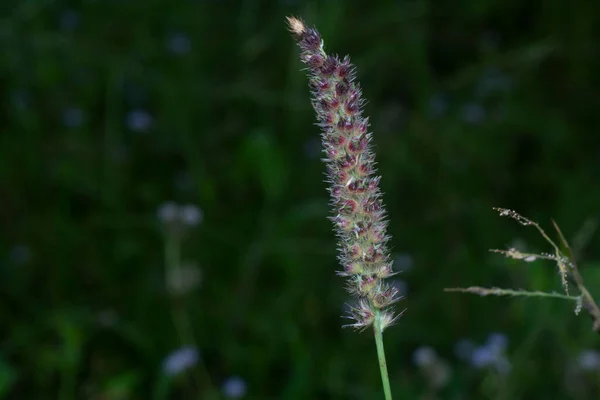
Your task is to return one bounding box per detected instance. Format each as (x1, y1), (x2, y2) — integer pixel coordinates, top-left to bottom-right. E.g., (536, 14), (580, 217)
(1, 0), (600, 398)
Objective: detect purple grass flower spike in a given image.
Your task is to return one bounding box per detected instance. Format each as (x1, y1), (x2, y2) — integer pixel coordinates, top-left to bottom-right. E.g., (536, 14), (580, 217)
(287, 17), (401, 332)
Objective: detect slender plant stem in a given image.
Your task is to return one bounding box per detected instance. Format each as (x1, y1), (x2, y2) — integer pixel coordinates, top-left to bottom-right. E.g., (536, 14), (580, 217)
(164, 233), (217, 399)
(551, 220), (600, 332)
(444, 287), (581, 301)
(373, 314), (393, 400)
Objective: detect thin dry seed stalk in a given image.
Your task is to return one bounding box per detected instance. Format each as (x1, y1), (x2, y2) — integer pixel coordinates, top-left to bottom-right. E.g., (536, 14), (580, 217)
(550, 219), (600, 332)
(447, 208), (600, 334)
(444, 286), (580, 301)
(287, 17), (400, 331)
(495, 207), (571, 294)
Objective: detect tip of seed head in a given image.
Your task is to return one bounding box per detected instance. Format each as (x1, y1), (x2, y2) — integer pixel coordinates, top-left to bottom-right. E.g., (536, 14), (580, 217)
(286, 16), (305, 35)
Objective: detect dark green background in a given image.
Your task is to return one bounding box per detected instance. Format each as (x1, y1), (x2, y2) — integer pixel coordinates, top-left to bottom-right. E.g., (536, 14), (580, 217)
(2, 0), (600, 398)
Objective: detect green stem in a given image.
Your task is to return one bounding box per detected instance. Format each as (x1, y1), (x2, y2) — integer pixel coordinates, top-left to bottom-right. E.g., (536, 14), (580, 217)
(164, 232), (218, 399)
(373, 314), (393, 400)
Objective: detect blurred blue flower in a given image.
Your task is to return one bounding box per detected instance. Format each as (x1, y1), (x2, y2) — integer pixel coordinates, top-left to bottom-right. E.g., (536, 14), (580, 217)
(577, 350), (600, 371)
(167, 262), (202, 295)
(59, 10), (80, 31)
(461, 102), (485, 125)
(471, 346), (496, 368)
(179, 204), (203, 226)
(126, 109), (153, 132)
(162, 346), (199, 376)
(412, 346), (451, 388)
(157, 202), (203, 228)
(10, 245), (31, 265)
(167, 32), (192, 55)
(63, 107), (85, 128)
(454, 338), (475, 360)
(157, 202), (180, 224)
(469, 333), (511, 374)
(413, 346), (437, 368)
(427, 92), (448, 118)
(222, 376), (247, 398)
(485, 332), (508, 352)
